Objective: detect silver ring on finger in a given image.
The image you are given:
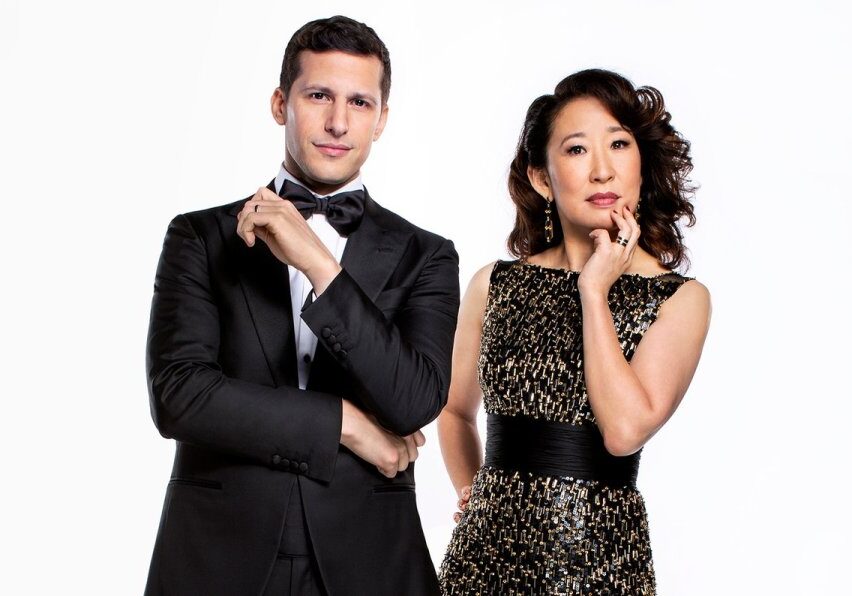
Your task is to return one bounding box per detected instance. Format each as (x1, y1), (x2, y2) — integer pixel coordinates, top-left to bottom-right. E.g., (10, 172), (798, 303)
(616, 236), (629, 247)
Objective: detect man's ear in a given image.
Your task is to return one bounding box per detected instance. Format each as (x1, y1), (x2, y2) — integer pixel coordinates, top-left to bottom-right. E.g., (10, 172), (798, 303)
(527, 165), (551, 199)
(372, 103), (389, 141)
(271, 88), (287, 125)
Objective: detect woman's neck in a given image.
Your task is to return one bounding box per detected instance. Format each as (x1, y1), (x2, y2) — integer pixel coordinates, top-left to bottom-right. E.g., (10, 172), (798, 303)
(530, 231), (667, 276)
(537, 226), (600, 271)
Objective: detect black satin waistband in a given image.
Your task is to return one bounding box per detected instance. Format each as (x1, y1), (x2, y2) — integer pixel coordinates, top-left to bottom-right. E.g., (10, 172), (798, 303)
(484, 414), (640, 487)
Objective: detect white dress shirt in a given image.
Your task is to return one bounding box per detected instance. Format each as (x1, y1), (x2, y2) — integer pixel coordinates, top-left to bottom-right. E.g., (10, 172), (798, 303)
(273, 166), (362, 390)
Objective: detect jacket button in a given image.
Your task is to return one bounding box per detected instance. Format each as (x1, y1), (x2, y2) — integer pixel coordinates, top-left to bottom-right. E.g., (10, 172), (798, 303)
(271, 454), (281, 465)
(332, 342), (342, 352)
(299, 462), (309, 473)
(281, 458), (290, 468)
(321, 327), (332, 338)
(328, 334), (337, 343)
(289, 460), (299, 472)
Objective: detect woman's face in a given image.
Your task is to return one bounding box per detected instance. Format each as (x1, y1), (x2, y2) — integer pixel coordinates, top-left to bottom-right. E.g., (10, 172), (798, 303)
(534, 97), (642, 236)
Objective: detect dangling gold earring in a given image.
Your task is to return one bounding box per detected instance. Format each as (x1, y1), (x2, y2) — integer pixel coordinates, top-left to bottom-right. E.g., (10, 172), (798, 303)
(544, 197), (554, 243)
(634, 197), (642, 224)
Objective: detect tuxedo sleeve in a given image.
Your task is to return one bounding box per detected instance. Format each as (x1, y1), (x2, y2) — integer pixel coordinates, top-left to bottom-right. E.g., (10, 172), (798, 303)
(301, 238), (460, 436)
(146, 215), (340, 482)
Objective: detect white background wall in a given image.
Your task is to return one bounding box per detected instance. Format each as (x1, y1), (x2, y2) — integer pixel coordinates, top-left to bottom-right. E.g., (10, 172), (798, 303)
(2, 1), (850, 594)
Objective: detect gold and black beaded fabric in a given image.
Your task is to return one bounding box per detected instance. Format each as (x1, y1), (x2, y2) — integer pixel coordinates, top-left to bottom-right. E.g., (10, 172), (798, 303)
(439, 260), (691, 595)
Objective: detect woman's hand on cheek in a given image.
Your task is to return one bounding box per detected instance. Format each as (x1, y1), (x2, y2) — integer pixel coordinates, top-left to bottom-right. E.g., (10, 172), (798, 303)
(578, 206), (640, 298)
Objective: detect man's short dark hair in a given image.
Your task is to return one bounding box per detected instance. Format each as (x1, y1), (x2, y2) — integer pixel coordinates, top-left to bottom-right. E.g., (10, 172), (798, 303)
(280, 15), (391, 104)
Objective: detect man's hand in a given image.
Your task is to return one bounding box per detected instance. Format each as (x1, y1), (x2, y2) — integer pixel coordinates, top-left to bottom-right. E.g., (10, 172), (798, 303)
(237, 187), (342, 294)
(340, 399), (426, 478)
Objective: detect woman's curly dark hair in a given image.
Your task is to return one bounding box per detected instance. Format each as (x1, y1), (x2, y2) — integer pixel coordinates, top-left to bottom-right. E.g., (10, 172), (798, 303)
(508, 69), (696, 270)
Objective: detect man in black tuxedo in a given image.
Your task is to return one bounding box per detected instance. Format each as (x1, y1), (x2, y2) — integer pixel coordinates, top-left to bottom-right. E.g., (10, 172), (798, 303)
(144, 16), (458, 595)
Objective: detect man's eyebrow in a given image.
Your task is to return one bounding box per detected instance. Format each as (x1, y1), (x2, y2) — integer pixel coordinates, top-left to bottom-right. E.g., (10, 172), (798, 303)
(301, 84), (334, 95)
(348, 91), (380, 104)
(300, 85), (380, 104)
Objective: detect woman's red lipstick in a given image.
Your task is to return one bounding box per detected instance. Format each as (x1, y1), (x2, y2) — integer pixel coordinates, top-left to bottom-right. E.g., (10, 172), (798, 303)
(587, 192), (619, 207)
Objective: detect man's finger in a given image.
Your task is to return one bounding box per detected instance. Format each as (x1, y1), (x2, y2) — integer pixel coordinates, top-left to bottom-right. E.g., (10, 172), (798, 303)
(240, 211), (276, 231)
(404, 435), (419, 463)
(396, 443), (410, 472)
(243, 199), (289, 214)
(237, 214), (256, 247)
(239, 212), (270, 248)
(259, 187), (282, 201)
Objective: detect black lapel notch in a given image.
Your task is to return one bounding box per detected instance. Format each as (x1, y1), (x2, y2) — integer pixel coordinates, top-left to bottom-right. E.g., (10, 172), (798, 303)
(339, 193), (412, 301)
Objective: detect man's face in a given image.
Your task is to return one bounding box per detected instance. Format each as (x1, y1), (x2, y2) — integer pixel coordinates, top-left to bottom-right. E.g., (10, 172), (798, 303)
(272, 50), (388, 195)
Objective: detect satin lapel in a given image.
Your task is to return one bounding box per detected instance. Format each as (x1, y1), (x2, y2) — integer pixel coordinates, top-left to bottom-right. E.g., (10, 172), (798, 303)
(339, 192), (413, 302)
(306, 193), (412, 392)
(219, 183), (298, 387)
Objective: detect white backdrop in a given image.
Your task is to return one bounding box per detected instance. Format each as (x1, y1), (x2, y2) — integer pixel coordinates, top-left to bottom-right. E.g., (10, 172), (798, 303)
(2, 1), (850, 594)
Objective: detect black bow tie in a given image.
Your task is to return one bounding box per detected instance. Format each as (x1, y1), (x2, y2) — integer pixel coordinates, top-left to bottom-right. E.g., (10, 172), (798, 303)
(278, 179), (366, 237)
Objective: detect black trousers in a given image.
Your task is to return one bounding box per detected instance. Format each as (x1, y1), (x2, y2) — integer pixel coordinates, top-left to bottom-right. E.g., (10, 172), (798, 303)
(264, 482), (327, 596)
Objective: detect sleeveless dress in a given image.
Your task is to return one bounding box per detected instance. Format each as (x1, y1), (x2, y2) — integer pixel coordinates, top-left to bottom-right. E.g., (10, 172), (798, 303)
(439, 260), (691, 595)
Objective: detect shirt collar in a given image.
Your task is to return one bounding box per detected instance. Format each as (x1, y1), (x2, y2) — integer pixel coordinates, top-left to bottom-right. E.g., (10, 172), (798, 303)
(274, 164), (364, 198)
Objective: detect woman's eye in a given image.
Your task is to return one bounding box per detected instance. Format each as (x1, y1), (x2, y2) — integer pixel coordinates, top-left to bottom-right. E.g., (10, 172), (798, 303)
(567, 145), (585, 155)
(612, 139), (630, 149)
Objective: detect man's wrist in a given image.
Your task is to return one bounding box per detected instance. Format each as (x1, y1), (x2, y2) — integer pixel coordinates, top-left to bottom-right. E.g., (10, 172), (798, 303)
(340, 399), (357, 446)
(306, 257), (342, 296)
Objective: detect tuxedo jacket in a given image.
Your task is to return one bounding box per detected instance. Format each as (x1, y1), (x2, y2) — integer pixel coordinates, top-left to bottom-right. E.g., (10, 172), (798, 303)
(144, 189), (459, 596)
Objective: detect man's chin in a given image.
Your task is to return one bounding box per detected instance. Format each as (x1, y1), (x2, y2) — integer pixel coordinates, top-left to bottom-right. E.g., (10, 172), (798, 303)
(298, 168), (360, 194)
(311, 166), (361, 184)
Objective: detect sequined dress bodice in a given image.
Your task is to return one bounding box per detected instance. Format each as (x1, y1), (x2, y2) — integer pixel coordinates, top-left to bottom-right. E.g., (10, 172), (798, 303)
(439, 260), (691, 595)
(479, 261), (689, 425)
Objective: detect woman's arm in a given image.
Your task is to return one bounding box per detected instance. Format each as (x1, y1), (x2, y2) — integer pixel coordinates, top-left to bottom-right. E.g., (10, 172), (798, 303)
(437, 262), (495, 496)
(581, 279), (711, 456)
(577, 206), (712, 456)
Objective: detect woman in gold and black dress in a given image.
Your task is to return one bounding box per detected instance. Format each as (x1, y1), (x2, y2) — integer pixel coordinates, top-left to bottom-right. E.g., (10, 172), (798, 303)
(437, 69), (711, 595)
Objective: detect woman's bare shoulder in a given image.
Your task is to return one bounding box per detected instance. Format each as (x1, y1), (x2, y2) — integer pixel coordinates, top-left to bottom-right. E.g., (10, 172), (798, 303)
(661, 278), (712, 327)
